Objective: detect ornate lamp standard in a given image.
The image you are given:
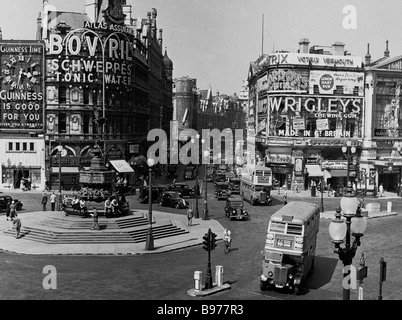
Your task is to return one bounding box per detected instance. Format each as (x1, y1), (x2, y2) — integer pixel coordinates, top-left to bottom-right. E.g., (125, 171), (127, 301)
(56, 145), (64, 211)
(203, 149), (210, 220)
(193, 133), (201, 219)
(145, 158), (155, 250)
(342, 140), (356, 189)
(328, 186), (367, 300)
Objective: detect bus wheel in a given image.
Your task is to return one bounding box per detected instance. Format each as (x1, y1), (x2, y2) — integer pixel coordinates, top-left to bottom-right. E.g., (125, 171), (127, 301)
(260, 280), (267, 291)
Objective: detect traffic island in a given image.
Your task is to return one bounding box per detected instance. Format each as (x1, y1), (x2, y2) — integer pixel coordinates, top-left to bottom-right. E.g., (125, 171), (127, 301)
(187, 283), (231, 297)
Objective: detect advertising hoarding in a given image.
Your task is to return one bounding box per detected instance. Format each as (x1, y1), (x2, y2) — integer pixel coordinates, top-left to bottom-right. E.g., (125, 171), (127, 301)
(0, 40), (45, 131)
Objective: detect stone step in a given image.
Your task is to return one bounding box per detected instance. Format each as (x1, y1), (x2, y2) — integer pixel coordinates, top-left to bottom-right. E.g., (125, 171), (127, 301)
(3, 222), (189, 244)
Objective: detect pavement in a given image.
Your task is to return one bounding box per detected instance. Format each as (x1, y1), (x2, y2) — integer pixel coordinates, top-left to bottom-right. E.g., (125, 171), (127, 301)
(0, 209), (225, 256)
(283, 188), (399, 220)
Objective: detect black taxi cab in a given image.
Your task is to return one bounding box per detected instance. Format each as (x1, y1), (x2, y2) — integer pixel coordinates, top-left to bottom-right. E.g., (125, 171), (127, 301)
(224, 196), (249, 221)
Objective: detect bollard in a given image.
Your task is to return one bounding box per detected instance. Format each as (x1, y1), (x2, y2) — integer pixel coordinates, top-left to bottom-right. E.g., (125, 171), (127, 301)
(215, 265), (223, 286)
(194, 271), (202, 291)
(387, 201), (392, 213)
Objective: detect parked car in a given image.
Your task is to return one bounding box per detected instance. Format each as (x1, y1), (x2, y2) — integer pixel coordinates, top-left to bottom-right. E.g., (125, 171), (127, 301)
(184, 165), (197, 180)
(157, 191), (189, 209)
(214, 181), (231, 200)
(138, 185), (166, 204)
(167, 164), (178, 178)
(0, 196), (23, 212)
(225, 196), (249, 221)
(228, 177), (241, 194)
(166, 182), (194, 198)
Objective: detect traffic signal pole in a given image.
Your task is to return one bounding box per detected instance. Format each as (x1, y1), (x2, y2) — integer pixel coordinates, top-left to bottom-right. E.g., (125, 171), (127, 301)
(203, 228), (216, 289)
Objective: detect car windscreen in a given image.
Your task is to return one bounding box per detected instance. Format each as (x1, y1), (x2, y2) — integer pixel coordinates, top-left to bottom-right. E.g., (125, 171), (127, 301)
(230, 201), (243, 207)
(167, 192), (180, 198)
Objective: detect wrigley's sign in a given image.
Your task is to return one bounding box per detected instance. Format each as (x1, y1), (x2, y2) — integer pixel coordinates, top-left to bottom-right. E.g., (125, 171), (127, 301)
(261, 52), (362, 68)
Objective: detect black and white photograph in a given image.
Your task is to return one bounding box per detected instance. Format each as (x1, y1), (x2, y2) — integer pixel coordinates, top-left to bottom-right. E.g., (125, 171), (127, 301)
(0, 0), (401, 314)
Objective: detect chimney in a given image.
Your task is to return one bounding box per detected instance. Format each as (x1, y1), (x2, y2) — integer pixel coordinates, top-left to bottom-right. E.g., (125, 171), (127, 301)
(332, 41), (345, 56)
(123, 4), (132, 26)
(365, 43), (371, 65)
(384, 40), (390, 57)
(298, 38), (310, 54)
(85, 0), (98, 23)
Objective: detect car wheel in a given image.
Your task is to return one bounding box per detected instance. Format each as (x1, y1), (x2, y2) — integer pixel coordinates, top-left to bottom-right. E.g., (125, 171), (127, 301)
(175, 202), (181, 209)
(158, 200), (163, 206)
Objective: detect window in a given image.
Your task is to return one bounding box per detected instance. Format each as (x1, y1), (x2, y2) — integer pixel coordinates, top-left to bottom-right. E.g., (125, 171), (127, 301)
(59, 85), (67, 104)
(83, 114), (90, 134)
(83, 89), (90, 105)
(23, 142), (27, 151)
(30, 143), (34, 151)
(8, 142), (12, 151)
(59, 113), (67, 133)
(287, 224), (303, 235)
(270, 221), (286, 233)
(15, 142), (20, 151)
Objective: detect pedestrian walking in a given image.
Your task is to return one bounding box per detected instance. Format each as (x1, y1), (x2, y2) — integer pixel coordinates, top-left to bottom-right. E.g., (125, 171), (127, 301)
(90, 207), (100, 230)
(13, 216), (22, 239)
(10, 200), (17, 220)
(5, 200), (11, 221)
(379, 183), (384, 197)
(187, 205), (194, 226)
(283, 189), (288, 205)
(42, 192), (48, 211)
(50, 192), (57, 211)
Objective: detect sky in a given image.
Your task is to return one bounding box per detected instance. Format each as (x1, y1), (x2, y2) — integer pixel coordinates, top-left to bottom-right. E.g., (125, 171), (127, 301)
(1, 0), (402, 95)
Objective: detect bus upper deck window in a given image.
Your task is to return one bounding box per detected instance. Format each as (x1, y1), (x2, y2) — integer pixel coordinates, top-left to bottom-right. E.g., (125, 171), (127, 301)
(287, 224), (303, 235)
(270, 221), (286, 233)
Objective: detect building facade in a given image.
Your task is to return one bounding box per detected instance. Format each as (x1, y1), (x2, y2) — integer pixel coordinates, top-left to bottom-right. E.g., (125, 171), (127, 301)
(362, 41), (402, 194)
(248, 39), (365, 191)
(0, 0), (173, 190)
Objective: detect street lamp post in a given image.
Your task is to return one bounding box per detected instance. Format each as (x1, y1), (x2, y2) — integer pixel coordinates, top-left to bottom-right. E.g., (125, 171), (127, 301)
(319, 159), (324, 213)
(56, 145), (64, 211)
(203, 150), (210, 220)
(194, 133), (201, 219)
(145, 158), (155, 250)
(328, 186), (367, 300)
(342, 140), (356, 190)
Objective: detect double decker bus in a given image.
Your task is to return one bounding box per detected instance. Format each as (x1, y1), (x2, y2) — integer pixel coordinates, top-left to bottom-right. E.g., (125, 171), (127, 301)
(260, 201), (320, 294)
(240, 165), (272, 206)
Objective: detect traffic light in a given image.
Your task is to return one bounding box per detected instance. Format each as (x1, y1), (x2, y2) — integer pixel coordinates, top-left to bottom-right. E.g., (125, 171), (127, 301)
(380, 258), (387, 282)
(202, 233), (210, 251)
(210, 232), (217, 250)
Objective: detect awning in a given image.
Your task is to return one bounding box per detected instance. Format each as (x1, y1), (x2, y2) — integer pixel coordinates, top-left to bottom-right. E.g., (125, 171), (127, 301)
(109, 160), (134, 173)
(51, 167), (79, 173)
(323, 169), (332, 181)
(329, 169), (348, 177)
(305, 165), (324, 177)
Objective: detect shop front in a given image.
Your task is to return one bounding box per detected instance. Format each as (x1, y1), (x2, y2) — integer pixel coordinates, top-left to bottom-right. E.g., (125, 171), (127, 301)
(0, 138), (46, 190)
(375, 159), (402, 193)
